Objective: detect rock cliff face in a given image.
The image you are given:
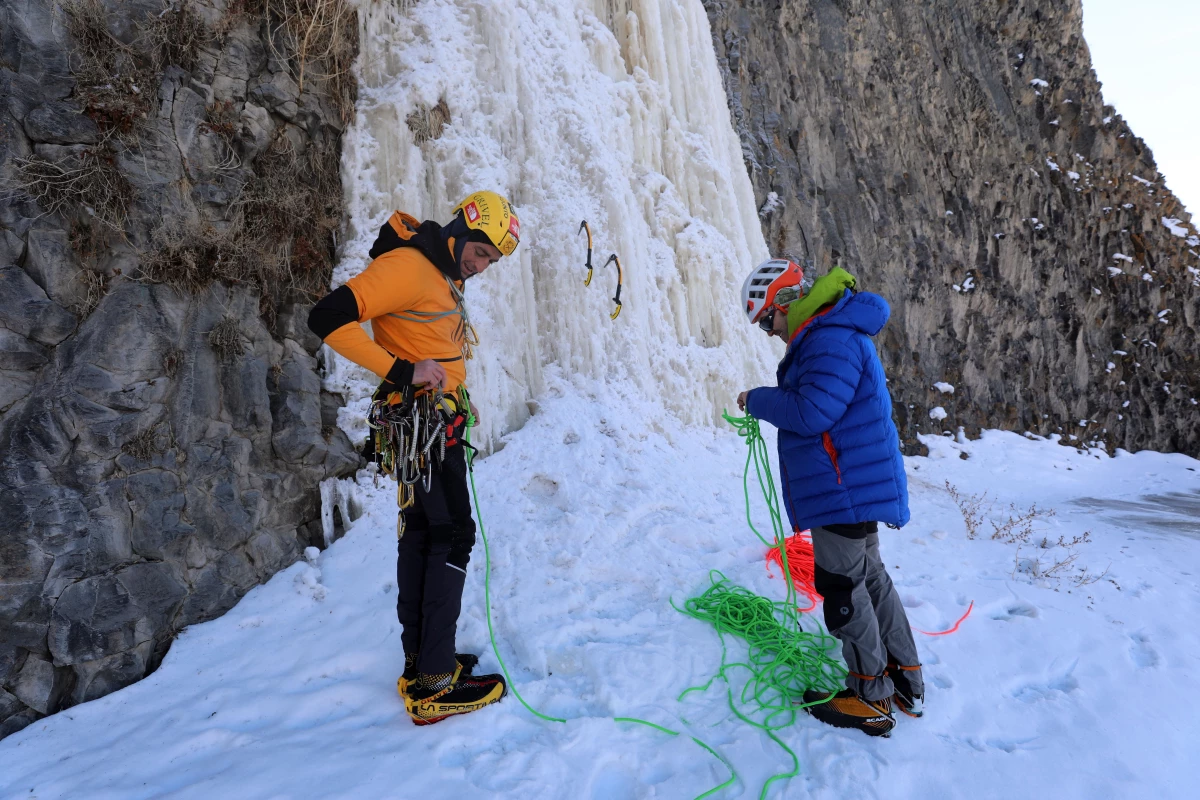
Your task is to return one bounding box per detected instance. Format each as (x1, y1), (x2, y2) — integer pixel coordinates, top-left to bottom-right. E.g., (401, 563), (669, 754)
(703, 0), (1200, 455)
(1, 0), (358, 737)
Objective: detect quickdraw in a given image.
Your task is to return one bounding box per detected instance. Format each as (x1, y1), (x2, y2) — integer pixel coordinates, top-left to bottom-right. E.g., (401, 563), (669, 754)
(602, 253), (624, 320)
(367, 387), (468, 525)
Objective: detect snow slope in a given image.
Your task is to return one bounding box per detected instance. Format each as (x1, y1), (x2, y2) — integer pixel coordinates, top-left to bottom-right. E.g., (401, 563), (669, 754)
(2, 384), (1198, 798)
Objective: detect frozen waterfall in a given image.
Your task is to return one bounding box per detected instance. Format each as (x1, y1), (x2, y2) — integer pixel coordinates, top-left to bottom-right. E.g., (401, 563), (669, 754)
(329, 0), (776, 450)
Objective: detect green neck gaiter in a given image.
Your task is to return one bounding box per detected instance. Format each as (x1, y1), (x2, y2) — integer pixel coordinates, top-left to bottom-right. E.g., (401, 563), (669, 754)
(786, 266), (857, 338)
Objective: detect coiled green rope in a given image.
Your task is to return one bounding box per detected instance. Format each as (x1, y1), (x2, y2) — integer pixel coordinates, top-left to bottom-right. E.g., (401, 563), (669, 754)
(669, 413), (847, 799)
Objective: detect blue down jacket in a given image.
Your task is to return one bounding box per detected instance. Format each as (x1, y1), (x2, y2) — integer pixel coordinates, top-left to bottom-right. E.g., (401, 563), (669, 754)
(746, 290), (910, 531)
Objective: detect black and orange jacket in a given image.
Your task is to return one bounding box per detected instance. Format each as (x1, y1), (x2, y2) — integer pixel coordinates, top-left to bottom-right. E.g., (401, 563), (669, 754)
(308, 212), (472, 392)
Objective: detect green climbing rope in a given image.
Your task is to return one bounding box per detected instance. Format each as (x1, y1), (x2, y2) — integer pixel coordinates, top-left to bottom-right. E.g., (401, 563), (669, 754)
(463, 426), (736, 798)
(670, 413), (848, 799)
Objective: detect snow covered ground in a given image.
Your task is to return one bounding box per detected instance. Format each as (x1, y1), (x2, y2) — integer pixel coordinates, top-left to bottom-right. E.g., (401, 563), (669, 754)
(2, 379), (1198, 798)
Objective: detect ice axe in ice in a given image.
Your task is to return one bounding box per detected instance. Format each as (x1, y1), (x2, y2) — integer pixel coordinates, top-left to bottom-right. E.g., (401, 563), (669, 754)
(602, 253), (623, 320)
(578, 220), (595, 286)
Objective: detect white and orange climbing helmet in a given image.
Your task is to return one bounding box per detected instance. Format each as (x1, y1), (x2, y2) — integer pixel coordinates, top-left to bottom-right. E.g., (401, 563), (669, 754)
(741, 259), (805, 325)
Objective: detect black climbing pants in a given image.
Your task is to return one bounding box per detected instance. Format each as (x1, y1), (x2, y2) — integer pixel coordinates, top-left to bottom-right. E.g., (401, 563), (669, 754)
(396, 443), (477, 676)
(811, 523), (923, 702)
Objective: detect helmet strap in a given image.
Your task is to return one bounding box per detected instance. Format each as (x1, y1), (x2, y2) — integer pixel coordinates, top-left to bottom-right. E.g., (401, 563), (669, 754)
(445, 211), (499, 275)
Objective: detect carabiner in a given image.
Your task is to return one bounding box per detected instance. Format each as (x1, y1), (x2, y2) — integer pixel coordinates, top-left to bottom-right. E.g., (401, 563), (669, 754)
(578, 220), (594, 286)
(603, 253), (624, 320)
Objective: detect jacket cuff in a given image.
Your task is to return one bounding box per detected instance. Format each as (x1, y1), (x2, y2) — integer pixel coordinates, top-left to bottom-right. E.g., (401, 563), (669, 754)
(384, 357), (415, 388)
(745, 387), (769, 420)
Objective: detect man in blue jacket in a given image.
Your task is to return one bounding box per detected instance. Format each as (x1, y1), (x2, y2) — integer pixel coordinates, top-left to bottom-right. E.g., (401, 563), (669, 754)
(737, 261), (924, 738)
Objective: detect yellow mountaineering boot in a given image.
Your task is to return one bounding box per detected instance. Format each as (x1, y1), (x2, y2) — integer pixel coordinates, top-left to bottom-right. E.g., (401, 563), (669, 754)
(397, 653), (480, 697)
(404, 664), (506, 726)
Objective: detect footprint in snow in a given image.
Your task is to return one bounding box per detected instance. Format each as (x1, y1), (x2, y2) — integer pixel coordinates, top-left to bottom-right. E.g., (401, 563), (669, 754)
(525, 474), (560, 499)
(1011, 658), (1080, 703)
(987, 599), (1038, 621)
(984, 735), (1040, 753)
(1129, 632), (1160, 668)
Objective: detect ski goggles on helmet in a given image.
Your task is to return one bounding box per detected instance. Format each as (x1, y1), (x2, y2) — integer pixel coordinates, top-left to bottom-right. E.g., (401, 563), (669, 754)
(757, 285), (803, 332)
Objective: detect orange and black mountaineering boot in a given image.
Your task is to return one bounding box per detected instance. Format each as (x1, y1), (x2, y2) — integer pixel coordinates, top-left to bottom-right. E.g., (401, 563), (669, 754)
(801, 689), (896, 737)
(404, 664), (506, 726)
(396, 652), (479, 697)
(887, 663), (924, 718)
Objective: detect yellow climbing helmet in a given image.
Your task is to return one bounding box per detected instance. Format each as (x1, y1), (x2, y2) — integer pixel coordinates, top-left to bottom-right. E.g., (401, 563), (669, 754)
(452, 191), (521, 257)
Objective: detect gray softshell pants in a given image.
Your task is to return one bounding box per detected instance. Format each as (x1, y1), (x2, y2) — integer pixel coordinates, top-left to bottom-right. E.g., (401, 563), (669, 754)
(811, 526), (924, 702)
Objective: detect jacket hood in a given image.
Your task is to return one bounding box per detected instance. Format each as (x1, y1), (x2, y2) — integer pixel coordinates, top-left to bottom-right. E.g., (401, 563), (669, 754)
(368, 211), (474, 282)
(821, 290), (891, 336)
(787, 290), (891, 360)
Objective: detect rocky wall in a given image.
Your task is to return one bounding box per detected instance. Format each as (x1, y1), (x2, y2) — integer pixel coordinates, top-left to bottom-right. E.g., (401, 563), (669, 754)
(703, 0), (1200, 455)
(0, 0), (359, 737)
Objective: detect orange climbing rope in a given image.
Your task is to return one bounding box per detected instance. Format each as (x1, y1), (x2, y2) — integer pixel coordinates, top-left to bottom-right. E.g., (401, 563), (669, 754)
(765, 531), (820, 612)
(912, 602), (974, 636)
(765, 532), (974, 636)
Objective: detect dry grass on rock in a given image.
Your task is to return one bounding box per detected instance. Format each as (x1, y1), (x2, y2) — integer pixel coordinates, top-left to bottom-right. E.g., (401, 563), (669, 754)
(14, 146), (133, 229)
(136, 1), (214, 73)
(208, 316), (246, 362)
(120, 421), (173, 461)
(406, 98), (451, 145)
(42, 0), (358, 320)
(61, 0), (155, 137)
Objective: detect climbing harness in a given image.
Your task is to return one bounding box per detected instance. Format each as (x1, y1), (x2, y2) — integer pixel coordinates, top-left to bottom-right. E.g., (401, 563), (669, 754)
(367, 386), (469, 518)
(464, 426), (736, 798)
(602, 254), (624, 320)
(577, 219), (624, 320)
(578, 220), (595, 286)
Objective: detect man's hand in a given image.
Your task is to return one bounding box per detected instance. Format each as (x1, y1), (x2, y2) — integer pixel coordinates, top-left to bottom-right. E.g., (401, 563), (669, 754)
(469, 401), (479, 426)
(737, 391), (750, 412)
(412, 359), (447, 389)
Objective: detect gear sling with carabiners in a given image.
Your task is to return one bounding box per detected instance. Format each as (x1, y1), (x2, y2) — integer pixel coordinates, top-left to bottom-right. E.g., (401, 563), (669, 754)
(367, 385), (474, 523)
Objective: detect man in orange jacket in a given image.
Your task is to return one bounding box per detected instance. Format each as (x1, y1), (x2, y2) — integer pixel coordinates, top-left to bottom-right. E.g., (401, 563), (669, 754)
(308, 191), (520, 725)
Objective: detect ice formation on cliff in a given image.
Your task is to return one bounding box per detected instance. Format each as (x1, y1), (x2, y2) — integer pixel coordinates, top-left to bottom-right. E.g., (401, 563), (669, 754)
(328, 0), (776, 449)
